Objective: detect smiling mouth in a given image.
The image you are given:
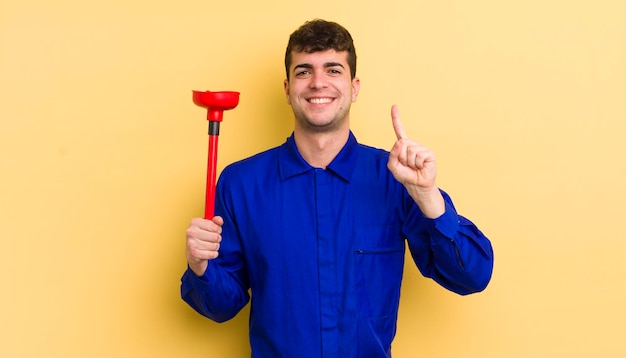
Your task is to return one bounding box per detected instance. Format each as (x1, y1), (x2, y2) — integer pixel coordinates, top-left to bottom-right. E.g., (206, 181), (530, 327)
(308, 97), (333, 104)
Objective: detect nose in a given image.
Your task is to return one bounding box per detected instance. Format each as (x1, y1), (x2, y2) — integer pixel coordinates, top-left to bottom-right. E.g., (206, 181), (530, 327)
(309, 72), (327, 89)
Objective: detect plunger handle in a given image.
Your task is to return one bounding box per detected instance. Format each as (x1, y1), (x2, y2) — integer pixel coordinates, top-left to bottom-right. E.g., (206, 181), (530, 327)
(192, 90), (240, 219)
(205, 122), (220, 219)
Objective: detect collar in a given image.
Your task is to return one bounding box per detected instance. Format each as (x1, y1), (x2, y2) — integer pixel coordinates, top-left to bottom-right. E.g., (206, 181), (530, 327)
(278, 131), (359, 182)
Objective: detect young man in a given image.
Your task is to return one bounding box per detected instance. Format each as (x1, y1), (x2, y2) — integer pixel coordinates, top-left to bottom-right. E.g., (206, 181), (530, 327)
(181, 19), (494, 357)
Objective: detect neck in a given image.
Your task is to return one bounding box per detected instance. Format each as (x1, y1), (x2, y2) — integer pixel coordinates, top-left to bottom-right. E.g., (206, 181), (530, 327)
(293, 129), (349, 169)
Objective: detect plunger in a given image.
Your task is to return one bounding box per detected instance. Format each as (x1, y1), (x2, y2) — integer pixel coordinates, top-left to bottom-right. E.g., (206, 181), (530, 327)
(192, 90), (240, 219)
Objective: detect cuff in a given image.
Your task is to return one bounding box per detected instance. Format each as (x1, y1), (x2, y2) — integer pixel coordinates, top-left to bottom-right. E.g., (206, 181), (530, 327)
(426, 201), (460, 242)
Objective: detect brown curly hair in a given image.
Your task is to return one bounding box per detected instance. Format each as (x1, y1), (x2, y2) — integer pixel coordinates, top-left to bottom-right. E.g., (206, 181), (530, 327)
(284, 19), (357, 80)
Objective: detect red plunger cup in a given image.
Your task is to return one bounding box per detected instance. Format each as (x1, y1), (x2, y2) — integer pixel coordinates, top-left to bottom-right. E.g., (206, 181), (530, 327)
(192, 90), (240, 219)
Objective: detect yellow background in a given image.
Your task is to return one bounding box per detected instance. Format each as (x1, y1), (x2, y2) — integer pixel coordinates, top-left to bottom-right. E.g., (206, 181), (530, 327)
(1, 0), (625, 357)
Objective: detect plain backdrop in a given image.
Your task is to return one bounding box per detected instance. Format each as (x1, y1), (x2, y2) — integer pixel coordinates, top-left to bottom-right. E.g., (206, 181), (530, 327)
(1, 1), (625, 357)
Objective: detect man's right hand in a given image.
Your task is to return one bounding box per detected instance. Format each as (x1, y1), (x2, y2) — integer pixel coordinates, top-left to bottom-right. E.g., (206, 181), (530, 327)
(186, 216), (224, 276)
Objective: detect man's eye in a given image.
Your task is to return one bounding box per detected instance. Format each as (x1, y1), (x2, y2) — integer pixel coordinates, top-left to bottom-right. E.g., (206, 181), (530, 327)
(329, 69), (342, 75)
(296, 70), (310, 77)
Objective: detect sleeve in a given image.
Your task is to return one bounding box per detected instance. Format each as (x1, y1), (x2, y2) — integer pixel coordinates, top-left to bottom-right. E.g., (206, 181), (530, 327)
(404, 189), (494, 295)
(179, 175), (251, 323)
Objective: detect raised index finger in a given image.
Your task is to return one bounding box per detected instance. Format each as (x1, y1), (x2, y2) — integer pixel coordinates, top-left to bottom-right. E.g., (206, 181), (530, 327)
(391, 104), (407, 140)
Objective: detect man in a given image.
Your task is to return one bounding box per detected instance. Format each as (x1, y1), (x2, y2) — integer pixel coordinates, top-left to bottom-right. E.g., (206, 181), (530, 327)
(181, 19), (494, 357)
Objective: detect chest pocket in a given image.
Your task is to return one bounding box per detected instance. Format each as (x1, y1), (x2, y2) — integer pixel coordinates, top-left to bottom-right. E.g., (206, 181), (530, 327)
(353, 225), (405, 319)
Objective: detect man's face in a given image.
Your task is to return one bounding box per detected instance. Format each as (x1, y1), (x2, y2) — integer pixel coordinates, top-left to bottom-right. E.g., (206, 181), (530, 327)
(284, 49), (360, 133)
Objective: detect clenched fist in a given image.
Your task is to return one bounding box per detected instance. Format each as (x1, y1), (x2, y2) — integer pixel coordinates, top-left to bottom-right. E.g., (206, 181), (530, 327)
(186, 216), (224, 276)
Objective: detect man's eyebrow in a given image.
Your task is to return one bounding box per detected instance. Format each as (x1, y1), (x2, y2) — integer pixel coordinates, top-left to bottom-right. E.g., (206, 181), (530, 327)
(293, 63), (313, 71)
(324, 62), (345, 69)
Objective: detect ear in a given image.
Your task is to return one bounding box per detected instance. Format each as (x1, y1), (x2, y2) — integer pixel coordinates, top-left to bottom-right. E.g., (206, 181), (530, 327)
(284, 79), (291, 105)
(351, 77), (361, 102)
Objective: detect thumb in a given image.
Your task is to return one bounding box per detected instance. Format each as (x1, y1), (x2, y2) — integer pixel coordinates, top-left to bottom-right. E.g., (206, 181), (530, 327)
(212, 215), (224, 226)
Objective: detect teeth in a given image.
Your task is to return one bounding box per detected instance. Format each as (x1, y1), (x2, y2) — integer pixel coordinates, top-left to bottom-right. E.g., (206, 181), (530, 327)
(309, 98), (332, 104)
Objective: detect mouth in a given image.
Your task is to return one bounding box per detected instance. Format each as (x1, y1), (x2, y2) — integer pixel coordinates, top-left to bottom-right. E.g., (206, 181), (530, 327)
(307, 97), (334, 104)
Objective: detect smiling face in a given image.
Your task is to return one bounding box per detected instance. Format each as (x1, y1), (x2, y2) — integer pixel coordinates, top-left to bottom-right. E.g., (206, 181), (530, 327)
(284, 49), (360, 134)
